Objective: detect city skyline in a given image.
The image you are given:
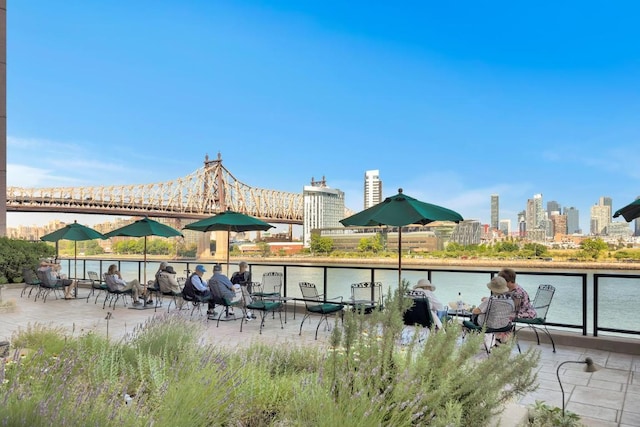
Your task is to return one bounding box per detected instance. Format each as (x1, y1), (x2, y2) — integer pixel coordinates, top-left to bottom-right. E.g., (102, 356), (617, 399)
(7, 2), (640, 233)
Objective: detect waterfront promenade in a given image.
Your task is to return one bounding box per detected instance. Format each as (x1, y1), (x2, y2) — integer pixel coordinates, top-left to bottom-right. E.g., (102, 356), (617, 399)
(1, 284), (639, 426)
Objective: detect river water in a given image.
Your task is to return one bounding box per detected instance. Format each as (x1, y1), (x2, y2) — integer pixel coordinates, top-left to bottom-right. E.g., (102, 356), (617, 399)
(62, 259), (640, 337)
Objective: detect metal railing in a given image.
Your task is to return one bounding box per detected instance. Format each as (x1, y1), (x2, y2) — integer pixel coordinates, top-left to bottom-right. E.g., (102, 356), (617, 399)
(58, 258), (640, 338)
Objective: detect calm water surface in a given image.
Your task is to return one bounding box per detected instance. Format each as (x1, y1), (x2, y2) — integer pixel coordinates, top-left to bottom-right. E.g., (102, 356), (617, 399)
(61, 259), (640, 336)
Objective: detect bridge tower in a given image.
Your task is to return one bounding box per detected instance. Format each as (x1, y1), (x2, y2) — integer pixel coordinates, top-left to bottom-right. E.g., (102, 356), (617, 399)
(197, 153), (228, 261)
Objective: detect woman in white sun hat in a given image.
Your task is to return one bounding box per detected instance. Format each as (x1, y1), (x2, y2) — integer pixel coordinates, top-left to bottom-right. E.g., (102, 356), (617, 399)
(413, 279), (446, 328)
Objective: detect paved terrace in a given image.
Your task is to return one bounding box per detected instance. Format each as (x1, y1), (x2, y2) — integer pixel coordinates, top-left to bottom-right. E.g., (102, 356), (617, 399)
(1, 284), (639, 427)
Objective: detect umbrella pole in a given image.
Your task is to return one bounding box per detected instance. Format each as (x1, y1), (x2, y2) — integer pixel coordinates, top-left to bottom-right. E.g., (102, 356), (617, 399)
(74, 241), (78, 298)
(144, 236), (147, 286)
(398, 227), (402, 287)
(226, 229), (230, 276)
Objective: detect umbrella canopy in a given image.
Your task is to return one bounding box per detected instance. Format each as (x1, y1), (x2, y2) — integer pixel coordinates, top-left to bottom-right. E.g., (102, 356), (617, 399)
(41, 221), (107, 291)
(104, 217), (183, 284)
(183, 210), (274, 274)
(340, 188), (463, 285)
(613, 199), (640, 222)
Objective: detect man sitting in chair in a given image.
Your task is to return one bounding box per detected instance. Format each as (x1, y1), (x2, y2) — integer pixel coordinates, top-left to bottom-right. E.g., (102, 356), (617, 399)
(38, 260), (77, 300)
(208, 264), (244, 319)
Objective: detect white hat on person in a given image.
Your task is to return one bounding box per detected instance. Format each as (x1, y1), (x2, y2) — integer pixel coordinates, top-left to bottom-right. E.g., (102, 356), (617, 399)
(487, 276), (509, 294)
(413, 279), (436, 292)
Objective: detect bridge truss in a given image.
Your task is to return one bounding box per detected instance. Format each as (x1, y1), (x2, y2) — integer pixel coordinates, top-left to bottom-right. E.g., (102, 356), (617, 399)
(6, 153), (303, 224)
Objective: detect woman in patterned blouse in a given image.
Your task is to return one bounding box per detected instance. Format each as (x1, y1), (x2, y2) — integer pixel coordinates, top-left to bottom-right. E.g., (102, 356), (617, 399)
(498, 268), (537, 319)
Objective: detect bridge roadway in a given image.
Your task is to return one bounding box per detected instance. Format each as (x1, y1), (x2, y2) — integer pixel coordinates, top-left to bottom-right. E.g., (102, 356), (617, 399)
(5, 153), (304, 225)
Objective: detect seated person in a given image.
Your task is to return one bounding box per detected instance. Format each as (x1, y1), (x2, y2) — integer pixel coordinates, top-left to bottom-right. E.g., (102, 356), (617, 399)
(150, 261), (168, 288)
(104, 263), (146, 306)
(231, 261), (255, 319)
(412, 279), (447, 323)
(157, 264), (184, 309)
(498, 268), (537, 319)
(37, 260), (77, 299)
(182, 265), (216, 317)
(469, 276), (515, 343)
(208, 264), (244, 318)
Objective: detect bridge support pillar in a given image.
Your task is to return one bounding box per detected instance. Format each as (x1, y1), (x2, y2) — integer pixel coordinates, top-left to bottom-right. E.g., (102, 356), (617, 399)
(214, 230), (228, 262)
(197, 232), (212, 259)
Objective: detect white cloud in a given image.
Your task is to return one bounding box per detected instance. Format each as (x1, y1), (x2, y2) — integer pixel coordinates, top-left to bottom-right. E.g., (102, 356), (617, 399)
(8, 135), (132, 187)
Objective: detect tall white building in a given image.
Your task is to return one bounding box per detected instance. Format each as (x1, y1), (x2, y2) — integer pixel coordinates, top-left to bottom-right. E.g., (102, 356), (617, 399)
(364, 170), (382, 209)
(490, 194), (499, 230)
(303, 177), (345, 247)
(590, 198), (611, 235)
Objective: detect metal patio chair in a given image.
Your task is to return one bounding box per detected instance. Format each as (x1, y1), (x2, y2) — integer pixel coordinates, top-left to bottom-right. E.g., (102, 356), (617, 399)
(298, 282), (344, 340)
(514, 284), (556, 352)
(86, 271), (109, 304)
(350, 281), (384, 313)
(21, 267), (42, 299)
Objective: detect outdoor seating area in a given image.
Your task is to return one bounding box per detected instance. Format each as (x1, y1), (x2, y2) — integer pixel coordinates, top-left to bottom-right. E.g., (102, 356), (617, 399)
(1, 283), (639, 426)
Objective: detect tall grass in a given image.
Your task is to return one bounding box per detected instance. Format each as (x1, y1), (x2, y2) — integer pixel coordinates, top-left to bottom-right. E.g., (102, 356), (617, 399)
(1, 286), (539, 426)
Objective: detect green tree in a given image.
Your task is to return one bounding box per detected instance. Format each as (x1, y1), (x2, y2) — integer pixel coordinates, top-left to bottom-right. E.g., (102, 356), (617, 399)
(310, 234), (334, 254)
(0, 237), (54, 283)
(256, 241), (271, 257)
(357, 234), (383, 253)
(523, 243), (548, 258)
(581, 237), (608, 260)
(496, 241), (519, 252)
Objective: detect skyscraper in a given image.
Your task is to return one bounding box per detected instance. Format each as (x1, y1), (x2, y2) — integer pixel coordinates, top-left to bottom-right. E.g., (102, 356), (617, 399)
(636, 196), (640, 237)
(364, 170), (382, 209)
(490, 194), (499, 230)
(303, 177), (345, 247)
(590, 198), (611, 235)
(547, 200), (561, 216)
(564, 207), (580, 234)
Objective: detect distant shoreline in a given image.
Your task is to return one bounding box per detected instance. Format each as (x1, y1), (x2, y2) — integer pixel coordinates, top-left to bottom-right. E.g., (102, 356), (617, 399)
(71, 254), (640, 271)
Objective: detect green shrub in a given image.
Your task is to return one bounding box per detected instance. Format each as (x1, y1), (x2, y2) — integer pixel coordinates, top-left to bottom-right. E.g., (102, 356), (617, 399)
(0, 237), (55, 283)
(1, 295), (539, 426)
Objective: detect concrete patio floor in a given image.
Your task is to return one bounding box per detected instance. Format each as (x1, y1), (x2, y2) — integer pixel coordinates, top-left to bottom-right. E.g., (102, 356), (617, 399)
(1, 284), (639, 426)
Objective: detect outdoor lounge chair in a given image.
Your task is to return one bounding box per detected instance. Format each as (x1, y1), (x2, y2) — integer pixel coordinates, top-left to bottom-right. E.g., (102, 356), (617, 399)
(462, 296), (518, 354)
(85, 271), (108, 304)
(351, 281), (383, 313)
(514, 284), (556, 352)
(35, 269), (66, 303)
(21, 267), (42, 299)
(243, 282), (283, 334)
(400, 290), (435, 345)
(298, 281), (344, 340)
(403, 290), (434, 328)
(103, 274), (133, 310)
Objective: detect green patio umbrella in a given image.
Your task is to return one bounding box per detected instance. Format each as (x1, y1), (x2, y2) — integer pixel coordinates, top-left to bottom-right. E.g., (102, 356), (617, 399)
(613, 198), (640, 222)
(41, 220), (107, 294)
(183, 209), (274, 274)
(104, 217), (183, 285)
(340, 188), (463, 285)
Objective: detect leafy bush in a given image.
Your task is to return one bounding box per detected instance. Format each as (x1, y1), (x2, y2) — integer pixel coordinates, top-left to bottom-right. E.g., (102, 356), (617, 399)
(0, 237), (55, 283)
(1, 292), (539, 426)
(524, 400), (581, 426)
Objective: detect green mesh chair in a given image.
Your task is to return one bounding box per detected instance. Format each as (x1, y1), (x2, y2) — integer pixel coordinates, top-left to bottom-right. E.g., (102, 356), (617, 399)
(298, 281), (344, 340)
(86, 271), (109, 304)
(514, 284), (556, 352)
(21, 267), (42, 299)
(242, 282), (283, 334)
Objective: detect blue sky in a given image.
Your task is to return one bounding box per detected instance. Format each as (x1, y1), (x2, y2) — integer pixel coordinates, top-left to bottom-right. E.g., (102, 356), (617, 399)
(7, 1), (640, 233)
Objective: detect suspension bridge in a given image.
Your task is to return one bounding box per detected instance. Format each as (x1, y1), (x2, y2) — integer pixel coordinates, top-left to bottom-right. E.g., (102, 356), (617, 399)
(6, 153), (304, 225)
